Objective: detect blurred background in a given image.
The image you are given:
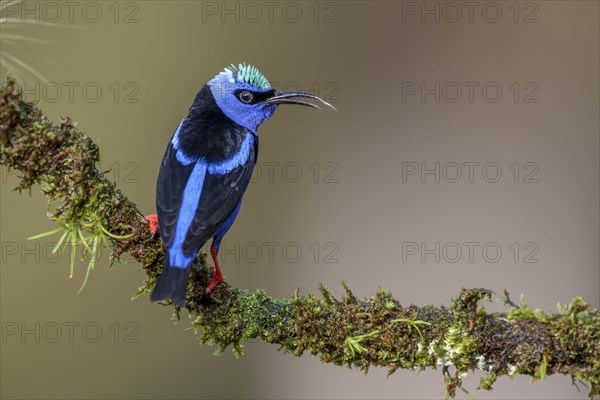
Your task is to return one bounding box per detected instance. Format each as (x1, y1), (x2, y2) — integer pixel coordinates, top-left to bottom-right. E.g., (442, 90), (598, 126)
(1, 1), (598, 399)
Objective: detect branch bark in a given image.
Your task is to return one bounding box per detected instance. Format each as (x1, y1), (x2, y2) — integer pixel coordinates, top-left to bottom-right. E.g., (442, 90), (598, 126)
(1, 79), (598, 398)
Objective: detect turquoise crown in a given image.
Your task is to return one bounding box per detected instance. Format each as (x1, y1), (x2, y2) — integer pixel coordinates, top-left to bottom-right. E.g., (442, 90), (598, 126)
(224, 63), (271, 90)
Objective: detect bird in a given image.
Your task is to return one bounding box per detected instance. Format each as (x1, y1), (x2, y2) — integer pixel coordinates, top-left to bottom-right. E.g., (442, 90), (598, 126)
(149, 64), (335, 307)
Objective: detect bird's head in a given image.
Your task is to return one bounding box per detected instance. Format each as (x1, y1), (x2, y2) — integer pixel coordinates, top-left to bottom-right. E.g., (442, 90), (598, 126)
(208, 63), (335, 133)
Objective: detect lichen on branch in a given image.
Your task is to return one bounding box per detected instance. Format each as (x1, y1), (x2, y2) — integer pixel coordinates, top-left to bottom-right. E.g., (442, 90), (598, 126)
(1, 79), (598, 398)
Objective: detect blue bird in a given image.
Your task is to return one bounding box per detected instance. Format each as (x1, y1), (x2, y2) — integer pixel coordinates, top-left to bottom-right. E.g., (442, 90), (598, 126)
(149, 64), (335, 307)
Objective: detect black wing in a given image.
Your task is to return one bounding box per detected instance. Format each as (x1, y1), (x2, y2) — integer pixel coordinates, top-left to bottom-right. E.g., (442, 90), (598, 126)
(156, 133), (258, 257)
(156, 142), (194, 250)
(182, 147), (256, 255)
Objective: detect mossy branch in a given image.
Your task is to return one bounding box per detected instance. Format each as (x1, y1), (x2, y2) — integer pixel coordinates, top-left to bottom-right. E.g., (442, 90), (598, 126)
(1, 79), (598, 398)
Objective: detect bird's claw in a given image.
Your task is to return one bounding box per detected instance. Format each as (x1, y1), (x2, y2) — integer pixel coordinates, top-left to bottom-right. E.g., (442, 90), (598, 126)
(206, 271), (223, 293)
(144, 214), (159, 242)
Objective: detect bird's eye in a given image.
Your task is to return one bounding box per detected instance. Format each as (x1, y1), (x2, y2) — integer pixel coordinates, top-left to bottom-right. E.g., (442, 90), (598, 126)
(238, 91), (253, 104)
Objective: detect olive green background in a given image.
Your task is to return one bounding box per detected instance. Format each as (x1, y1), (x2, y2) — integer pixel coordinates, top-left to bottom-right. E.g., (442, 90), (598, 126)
(1, 1), (598, 399)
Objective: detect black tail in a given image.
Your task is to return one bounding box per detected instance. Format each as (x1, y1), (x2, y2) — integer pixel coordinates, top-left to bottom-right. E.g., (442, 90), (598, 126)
(150, 260), (190, 307)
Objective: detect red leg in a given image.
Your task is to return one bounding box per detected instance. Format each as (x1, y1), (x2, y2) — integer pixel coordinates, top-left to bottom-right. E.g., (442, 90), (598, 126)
(206, 244), (223, 293)
(145, 214), (159, 236)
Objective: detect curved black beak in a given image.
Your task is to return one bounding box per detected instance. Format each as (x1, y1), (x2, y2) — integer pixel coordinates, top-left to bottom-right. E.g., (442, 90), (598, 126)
(262, 90), (337, 111)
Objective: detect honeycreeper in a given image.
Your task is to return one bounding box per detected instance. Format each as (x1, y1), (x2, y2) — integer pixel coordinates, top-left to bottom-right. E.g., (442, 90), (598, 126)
(149, 64), (335, 307)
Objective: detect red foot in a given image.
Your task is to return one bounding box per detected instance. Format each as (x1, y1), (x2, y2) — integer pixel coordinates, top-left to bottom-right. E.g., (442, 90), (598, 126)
(206, 244), (223, 293)
(145, 214), (159, 236)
